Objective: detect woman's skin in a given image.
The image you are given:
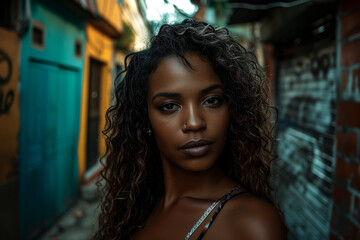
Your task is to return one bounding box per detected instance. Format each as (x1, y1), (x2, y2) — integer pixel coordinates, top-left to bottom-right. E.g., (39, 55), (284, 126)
(132, 53), (286, 240)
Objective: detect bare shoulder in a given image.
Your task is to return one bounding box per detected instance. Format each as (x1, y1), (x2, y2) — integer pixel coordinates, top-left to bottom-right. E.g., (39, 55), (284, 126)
(215, 193), (287, 240)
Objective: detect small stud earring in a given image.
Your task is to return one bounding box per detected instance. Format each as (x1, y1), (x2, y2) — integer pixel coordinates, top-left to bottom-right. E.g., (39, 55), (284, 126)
(147, 128), (152, 136)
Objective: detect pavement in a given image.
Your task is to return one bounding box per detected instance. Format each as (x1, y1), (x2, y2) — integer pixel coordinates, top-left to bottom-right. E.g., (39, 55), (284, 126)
(39, 173), (102, 240)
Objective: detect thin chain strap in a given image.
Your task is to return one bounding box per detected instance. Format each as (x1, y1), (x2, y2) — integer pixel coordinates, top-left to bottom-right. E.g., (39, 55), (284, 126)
(184, 186), (241, 240)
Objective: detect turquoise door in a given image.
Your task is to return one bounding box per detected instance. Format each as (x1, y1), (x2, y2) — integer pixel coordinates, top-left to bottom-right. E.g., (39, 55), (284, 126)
(20, 60), (81, 239)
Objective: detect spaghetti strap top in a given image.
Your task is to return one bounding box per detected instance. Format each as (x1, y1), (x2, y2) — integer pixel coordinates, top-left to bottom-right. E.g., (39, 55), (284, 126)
(184, 186), (247, 240)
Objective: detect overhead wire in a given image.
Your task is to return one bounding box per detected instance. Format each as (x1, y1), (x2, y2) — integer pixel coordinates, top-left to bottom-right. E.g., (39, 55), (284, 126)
(228, 0), (312, 10)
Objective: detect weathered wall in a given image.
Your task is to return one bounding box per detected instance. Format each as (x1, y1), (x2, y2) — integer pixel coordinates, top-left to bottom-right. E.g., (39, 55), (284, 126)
(19, 0), (85, 238)
(78, 23), (113, 180)
(0, 28), (20, 184)
(95, 0), (122, 33)
(330, 0), (360, 239)
(0, 27), (20, 240)
(274, 44), (337, 239)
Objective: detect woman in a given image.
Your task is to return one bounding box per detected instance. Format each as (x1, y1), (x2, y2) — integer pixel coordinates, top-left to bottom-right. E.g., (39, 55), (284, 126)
(94, 20), (287, 240)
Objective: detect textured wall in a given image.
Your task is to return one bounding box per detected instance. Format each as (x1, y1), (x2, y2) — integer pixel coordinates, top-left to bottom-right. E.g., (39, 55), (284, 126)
(18, 0), (84, 238)
(0, 27), (19, 184)
(95, 0), (122, 33)
(0, 27), (20, 240)
(274, 45), (337, 239)
(78, 23), (113, 180)
(330, 0), (360, 239)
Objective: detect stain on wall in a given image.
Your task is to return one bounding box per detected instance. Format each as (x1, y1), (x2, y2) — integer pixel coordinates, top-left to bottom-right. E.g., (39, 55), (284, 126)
(274, 46), (336, 239)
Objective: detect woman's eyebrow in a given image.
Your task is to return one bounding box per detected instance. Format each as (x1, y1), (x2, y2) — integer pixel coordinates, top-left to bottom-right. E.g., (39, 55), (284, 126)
(151, 84), (222, 101)
(199, 84), (223, 94)
(151, 92), (181, 101)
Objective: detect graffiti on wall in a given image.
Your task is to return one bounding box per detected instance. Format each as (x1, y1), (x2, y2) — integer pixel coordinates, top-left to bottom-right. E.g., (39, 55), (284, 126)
(0, 49), (15, 114)
(0, 28), (20, 184)
(274, 46), (336, 239)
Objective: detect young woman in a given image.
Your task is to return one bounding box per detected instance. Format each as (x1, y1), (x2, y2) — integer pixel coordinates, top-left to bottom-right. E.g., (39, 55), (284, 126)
(94, 20), (287, 240)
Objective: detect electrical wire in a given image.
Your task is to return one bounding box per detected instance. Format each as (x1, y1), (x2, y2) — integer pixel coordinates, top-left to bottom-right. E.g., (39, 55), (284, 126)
(228, 0), (312, 10)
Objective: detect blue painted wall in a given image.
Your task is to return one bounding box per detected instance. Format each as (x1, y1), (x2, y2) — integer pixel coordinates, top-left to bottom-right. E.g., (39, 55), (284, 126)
(19, 0), (85, 239)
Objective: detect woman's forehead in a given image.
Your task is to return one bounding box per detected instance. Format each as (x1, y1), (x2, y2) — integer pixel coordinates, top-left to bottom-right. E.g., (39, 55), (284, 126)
(147, 54), (222, 98)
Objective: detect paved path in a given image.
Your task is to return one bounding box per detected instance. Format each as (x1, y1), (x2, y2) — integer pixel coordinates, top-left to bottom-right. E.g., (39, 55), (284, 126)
(39, 179), (101, 240)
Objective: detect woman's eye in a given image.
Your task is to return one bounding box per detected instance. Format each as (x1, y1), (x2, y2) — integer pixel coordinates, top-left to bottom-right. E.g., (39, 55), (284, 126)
(159, 103), (179, 112)
(203, 97), (223, 106)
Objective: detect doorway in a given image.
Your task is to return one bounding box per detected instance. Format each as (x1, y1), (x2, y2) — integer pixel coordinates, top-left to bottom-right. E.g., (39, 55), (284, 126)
(86, 58), (102, 170)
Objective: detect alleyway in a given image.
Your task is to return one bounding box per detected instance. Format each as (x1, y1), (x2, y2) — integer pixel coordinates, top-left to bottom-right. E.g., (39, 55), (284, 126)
(39, 179), (100, 240)
(1, 0), (360, 239)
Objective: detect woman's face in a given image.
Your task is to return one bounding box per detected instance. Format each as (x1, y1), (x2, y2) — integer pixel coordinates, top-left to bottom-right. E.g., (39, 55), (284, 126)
(147, 53), (229, 172)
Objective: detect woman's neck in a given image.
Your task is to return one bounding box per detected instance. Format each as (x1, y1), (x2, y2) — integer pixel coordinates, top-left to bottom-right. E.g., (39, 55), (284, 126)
(160, 160), (237, 208)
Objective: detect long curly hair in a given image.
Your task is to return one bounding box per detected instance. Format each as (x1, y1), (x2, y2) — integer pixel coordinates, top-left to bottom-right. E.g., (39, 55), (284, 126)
(94, 19), (278, 240)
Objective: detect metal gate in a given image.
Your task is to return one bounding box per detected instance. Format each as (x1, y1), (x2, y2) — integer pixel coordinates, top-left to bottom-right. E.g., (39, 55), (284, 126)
(274, 44), (337, 239)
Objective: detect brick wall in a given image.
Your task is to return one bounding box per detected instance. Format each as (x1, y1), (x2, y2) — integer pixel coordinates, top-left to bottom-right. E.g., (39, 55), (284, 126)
(330, 0), (360, 239)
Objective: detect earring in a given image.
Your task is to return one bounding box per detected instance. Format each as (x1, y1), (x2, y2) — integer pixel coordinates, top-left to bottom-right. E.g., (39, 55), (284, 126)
(147, 128), (152, 136)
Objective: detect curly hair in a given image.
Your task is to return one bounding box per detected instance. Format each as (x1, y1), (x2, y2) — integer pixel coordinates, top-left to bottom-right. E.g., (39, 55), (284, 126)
(94, 19), (278, 240)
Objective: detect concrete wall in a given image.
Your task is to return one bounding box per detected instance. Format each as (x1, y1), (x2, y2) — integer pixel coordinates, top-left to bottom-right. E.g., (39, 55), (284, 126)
(330, 0), (360, 239)
(0, 27), (20, 240)
(0, 28), (20, 186)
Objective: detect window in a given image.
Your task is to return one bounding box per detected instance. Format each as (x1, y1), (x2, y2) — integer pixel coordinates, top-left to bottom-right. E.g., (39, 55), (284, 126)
(75, 39), (82, 58)
(32, 21), (45, 49)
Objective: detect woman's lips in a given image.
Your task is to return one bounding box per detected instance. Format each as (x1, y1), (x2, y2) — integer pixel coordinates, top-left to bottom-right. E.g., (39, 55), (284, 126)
(179, 140), (212, 157)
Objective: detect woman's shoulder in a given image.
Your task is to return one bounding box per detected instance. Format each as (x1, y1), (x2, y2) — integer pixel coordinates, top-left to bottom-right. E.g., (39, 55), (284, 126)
(213, 192), (287, 240)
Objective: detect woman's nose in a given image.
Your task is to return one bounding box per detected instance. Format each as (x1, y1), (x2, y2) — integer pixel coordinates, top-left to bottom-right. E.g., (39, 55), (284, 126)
(182, 104), (207, 132)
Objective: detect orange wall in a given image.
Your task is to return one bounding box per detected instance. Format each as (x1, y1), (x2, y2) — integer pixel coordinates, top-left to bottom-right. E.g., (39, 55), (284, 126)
(96, 0), (123, 33)
(0, 28), (20, 184)
(78, 24), (113, 180)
